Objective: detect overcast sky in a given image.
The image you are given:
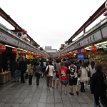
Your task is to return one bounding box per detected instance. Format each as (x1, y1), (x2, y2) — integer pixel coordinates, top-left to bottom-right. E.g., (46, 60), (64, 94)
(0, 0), (106, 49)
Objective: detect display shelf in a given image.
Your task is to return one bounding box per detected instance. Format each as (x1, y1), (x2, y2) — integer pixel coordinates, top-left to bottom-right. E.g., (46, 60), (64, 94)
(0, 71), (11, 84)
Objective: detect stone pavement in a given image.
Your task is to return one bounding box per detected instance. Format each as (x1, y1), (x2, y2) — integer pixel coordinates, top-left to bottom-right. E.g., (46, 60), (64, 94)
(0, 78), (93, 107)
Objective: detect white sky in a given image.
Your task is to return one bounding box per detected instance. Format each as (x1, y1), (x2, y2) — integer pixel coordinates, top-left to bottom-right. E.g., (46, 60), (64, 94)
(0, 0), (106, 49)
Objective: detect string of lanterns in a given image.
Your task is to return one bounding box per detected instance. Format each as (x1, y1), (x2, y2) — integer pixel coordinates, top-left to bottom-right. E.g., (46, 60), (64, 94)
(58, 45), (97, 58)
(0, 44), (45, 59)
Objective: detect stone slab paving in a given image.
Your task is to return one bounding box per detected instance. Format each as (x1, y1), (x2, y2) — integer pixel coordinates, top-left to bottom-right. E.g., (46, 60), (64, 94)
(0, 77), (93, 107)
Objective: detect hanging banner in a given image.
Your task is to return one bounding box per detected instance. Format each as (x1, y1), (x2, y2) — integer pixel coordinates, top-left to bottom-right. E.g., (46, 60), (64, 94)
(77, 53), (85, 60)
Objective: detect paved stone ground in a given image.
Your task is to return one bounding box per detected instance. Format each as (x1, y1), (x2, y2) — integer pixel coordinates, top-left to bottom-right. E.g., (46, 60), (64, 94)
(0, 77), (93, 107)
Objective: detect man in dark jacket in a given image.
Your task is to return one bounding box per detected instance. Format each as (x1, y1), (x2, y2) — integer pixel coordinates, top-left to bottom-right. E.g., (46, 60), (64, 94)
(19, 57), (27, 83)
(90, 64), (107, 107)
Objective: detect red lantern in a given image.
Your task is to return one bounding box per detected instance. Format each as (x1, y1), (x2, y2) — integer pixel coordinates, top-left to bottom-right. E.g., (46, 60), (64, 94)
(32, 53), (35, 56)
(34, 53), (37, 56)
(66, 53), (69, 56)
(26, 51), (29, 55)
(12, 48), (17, 53)
(20, 50), (25, 56)
(81, 48), (86, 54)
(69, 52), (72, 56)
(0, 45), (6, 52)
(90, 45), (97, 53)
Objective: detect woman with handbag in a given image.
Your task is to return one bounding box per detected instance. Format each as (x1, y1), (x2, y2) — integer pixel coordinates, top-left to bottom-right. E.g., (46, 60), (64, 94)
(45, 61), (54, 89)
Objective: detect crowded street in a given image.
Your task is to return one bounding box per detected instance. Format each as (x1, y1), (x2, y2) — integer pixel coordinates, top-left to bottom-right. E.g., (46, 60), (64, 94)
(0, 0), (107, 107)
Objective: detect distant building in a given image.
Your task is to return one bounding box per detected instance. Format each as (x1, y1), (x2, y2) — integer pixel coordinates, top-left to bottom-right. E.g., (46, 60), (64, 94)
(46, 49), (57, 53)
(45, 46), (52, 50)
(45, 46), (57, 57)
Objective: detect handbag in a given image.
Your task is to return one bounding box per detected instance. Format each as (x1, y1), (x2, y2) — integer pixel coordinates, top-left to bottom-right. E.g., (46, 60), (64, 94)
(45, 66), (49, 76)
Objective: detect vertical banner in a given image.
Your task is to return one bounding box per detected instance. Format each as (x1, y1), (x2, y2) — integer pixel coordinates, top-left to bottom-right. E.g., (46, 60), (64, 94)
(77, 53), (85, 60)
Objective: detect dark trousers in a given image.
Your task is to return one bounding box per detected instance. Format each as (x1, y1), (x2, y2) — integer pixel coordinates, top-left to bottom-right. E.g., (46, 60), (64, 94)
(80, 82), (85, 92)
(94, 92), (107, 106)
(35, 73), (41, 85)
(21, 72), (25, 83)
(29, 75), (32, 85)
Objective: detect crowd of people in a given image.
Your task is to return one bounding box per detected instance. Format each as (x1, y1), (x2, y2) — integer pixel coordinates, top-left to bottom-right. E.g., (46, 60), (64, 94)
(13, 57), (107, 107)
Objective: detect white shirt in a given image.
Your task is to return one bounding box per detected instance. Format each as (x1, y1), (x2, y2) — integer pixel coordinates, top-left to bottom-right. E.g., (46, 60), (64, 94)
(80, 67), (89, 82)
(46, 65), (54, 76)
(88, 65), (96, 77)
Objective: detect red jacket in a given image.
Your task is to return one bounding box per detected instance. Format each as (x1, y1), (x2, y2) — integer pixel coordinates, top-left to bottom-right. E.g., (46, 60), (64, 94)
(58, 66), (68, 81)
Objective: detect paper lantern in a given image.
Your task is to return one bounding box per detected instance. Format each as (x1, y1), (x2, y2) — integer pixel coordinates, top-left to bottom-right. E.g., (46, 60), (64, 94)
(0, 45), (6, 52)
(90, 45), (97, 53)
(81, 48), (86, 54)
(66, 53), (69, 56)
(32, 53), (35, 56)
(27, 51), (31, 55)
(19, 50), (25, 56)
(12, 48), (17, 53)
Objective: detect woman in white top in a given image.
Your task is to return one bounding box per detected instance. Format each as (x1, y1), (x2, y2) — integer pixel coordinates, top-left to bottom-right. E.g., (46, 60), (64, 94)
(80, 62), (89, 92)
(88, 61), (96, 77)
(46, 61), (54, 88)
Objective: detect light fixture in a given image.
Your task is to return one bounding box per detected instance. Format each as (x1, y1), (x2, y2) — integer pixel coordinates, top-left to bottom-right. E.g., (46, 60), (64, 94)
(5, 44), (15, 48)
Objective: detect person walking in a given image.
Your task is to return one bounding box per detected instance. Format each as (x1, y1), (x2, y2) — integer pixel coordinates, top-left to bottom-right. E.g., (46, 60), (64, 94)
(19, 57), (27, 83)
(90, 64), (107, 107)
(27, 61), (33, 85)
(68, 61), (79, 95)
(45, 61), (54, 89)
(58, 62), (68, 95)
(80, 62), (89, 92)
(88, 61), (96, 107)
(14, 59), (21, 82)
(54, 59), (61, 89)
(34, 62), (42, 86)
(89, 61), (96, 78)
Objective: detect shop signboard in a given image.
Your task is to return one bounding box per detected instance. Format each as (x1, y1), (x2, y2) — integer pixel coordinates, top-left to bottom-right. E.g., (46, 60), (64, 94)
(77, 53), (85, 60)
(90, 34), (94, 43)
(0, 30), (37, 53)
(79, 40), (83, 47)
(101, 26), (107, 39)
(86, 36), (92, 44)
(81, 38), (88, 46)
(93, 30), (102, 41)
(0, 31), (18, 46)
